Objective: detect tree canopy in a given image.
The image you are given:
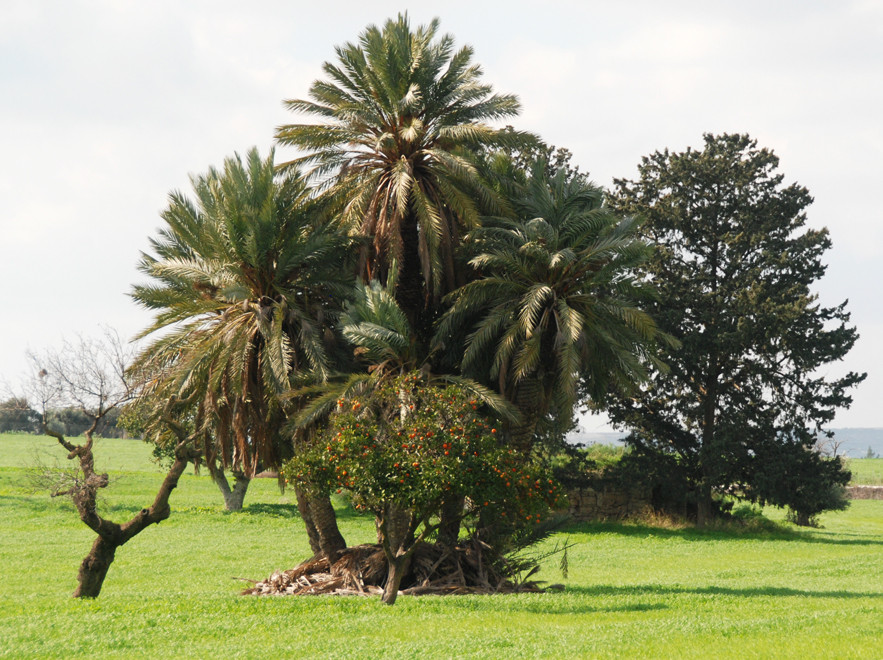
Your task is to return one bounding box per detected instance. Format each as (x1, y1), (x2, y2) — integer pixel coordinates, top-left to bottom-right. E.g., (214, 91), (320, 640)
(22, 17), (869, 603)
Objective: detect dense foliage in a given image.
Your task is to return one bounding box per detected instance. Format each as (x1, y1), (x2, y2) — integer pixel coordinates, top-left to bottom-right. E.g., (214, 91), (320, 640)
(287, 373), (564, 539)
(607, 133), (865, 524)
(0, 398), (39, 433)
(286, 372), (564, 602)
(438, 160), (669, 452)
(0, 400), (127, 438)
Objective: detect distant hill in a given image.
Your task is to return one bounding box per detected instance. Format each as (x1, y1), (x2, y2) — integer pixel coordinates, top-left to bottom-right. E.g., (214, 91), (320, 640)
(566, 427), (883, 458)
(826, 428), (883, 458)
(566, 430), (625, 447)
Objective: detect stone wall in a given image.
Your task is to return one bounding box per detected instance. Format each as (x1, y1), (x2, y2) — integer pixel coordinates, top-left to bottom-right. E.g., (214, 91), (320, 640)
(566, 483), (882, 518)
(566, 478), (651, 521)
(847, 485), (883, 500)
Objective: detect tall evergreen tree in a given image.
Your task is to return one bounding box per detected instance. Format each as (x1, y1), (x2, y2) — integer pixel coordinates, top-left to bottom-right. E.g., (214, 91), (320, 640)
(607, 133), (865, 525)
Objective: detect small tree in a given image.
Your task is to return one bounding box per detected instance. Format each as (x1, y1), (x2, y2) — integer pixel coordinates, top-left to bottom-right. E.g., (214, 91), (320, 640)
(751, 440), (851, 527)
(27, 332), (198, 598)
(286, 373), (563, 604)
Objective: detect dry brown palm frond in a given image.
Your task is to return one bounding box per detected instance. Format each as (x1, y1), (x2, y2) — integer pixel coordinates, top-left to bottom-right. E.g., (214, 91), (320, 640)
(242, 538), (558, 598)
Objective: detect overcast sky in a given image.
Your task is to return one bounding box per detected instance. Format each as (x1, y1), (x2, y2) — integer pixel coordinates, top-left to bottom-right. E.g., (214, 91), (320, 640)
(1, 0), (880, 430)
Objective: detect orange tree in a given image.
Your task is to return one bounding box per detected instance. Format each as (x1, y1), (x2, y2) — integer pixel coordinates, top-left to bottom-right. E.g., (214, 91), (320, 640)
(285, 371), (563, 604)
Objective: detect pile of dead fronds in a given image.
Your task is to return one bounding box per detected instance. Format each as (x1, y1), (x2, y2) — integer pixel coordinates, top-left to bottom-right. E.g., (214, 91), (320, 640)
(242, 537), (565, 597)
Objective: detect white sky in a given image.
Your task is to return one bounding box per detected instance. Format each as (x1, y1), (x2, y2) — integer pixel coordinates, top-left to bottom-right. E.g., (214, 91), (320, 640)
(1, 1), (880, 429)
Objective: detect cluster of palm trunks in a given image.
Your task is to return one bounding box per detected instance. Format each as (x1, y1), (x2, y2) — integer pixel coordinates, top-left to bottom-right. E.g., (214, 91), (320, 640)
(243, 539), (556, 597)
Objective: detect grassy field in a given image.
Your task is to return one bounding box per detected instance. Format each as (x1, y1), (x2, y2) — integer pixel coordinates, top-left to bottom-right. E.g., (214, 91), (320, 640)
(847, 457), (883, 485)
(1, 434), (881, 659)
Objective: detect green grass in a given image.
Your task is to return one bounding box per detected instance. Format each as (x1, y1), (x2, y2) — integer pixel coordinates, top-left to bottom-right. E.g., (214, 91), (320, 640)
(1, 433), (882, 658)
(847, 458), (883, 485)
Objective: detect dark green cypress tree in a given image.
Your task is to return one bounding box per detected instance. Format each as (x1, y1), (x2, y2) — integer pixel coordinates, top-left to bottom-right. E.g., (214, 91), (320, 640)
(607, 133), (865, 525)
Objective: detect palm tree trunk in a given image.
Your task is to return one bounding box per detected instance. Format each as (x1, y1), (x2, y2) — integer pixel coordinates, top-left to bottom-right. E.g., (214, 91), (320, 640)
(212, 468), (250, 511)
(397, 217), (428, 340)
(294, 488), (322, 556)
(309, 493), (347, 559)
(437, 494), (464, 547)
(508, 381), (542, 455)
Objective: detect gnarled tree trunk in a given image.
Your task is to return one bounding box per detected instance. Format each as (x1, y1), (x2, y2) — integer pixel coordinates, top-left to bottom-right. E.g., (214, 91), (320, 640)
(50, 430), (194, 598)
(74, 536), (117, 598)
(46, 398), (197, 598)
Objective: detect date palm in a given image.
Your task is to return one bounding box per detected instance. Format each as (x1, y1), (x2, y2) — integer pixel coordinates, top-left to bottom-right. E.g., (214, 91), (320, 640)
(275, 13), (531, 328)
(131, 147), (351, 556)
(291, 279), (514, 430)
(438, 161), (670, 452)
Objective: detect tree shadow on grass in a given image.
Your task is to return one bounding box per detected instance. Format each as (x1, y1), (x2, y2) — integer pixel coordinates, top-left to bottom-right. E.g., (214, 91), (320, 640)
(565, 583), (883, 600)
(562, 520), (883, 547)
(441, 593), (669, 616)
(1, 492), (310, 525)
(0, 493), (77, 516)
(428, 580), (880, 616)
(232, 501), (368, 520)
(237, 503), (299, 518)
(1, 492), (151, 519)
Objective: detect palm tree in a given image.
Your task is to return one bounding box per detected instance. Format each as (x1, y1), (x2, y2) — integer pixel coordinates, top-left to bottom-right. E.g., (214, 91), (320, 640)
(275, 13), (532, 332)
(437, 161), (671, 452)
(131, 147), (352, 557)
(291, 279), (514, 432)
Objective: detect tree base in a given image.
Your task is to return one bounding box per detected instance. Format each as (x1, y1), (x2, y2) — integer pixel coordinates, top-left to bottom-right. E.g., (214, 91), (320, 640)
(242, 539), (557, 598)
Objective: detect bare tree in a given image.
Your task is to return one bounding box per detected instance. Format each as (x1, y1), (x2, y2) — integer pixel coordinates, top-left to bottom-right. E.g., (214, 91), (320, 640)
(815, 433), (846, 458)
(26, 331), (199, 598)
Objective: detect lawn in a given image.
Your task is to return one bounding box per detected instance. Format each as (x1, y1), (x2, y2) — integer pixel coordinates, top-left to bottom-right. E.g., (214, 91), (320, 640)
(847, 457), (883, 485)
(1, 434), (881, 658)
